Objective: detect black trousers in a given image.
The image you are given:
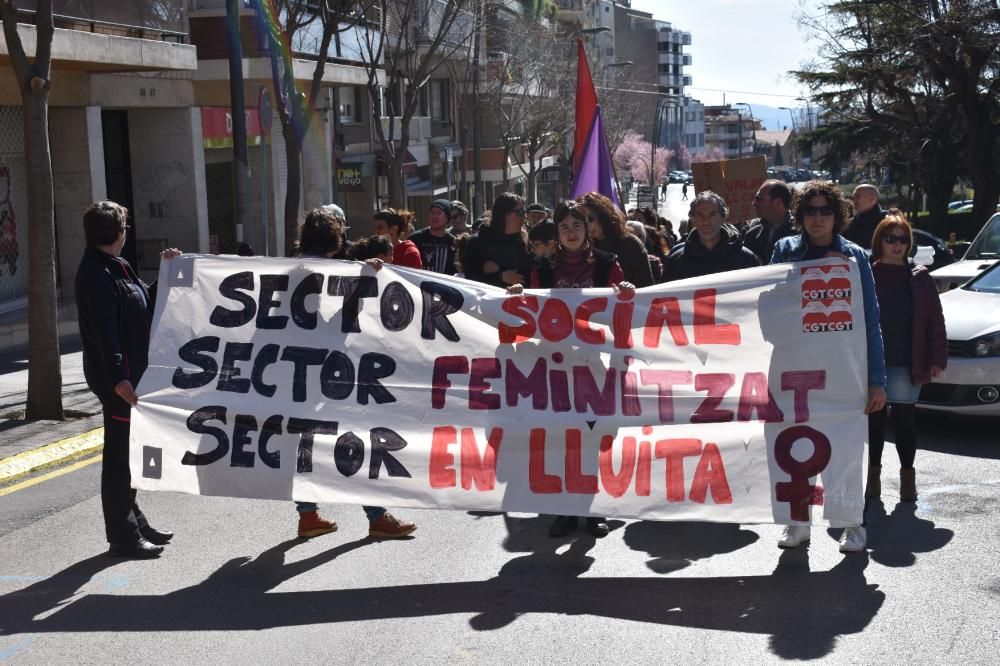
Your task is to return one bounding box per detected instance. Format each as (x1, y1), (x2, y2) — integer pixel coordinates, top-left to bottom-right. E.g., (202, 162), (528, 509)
(99, 393), (147, 544)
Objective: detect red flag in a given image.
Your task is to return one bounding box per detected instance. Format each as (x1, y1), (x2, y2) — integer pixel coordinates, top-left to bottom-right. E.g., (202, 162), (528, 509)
(574, 38), (598, 173)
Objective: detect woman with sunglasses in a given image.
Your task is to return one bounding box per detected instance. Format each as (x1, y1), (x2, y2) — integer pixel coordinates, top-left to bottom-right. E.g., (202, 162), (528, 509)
(770, 180), (887, 554)
(509, 200), (634, 538)
(578, 192), (654, 288)
(866, 212), (946, 502)
(463, 192), (533, 287)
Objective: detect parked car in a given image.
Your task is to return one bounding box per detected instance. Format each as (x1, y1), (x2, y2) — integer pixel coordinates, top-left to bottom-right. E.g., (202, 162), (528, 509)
(947, 199), (974, 211)
(912, 228), (954, 273)
(930, 212), (1000, 291)
(917, 261), (1000, 416)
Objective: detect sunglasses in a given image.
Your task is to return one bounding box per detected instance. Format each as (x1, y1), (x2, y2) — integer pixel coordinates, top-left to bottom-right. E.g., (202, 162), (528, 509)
(801, 205), (835, 217)
(883, 234), (909, 245)
(514, 208), (526, 217)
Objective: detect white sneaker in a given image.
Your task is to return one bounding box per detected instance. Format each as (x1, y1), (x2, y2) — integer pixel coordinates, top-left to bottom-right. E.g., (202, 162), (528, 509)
(839, 526), (867, 553)
(777, 524), (811, 548)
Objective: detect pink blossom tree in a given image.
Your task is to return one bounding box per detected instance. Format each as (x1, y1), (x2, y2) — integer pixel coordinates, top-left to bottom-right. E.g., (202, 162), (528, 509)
(613, 132), (673, 186)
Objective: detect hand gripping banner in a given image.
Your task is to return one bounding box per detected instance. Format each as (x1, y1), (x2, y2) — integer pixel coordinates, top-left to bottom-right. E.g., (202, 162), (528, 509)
(132, 255), (869, 526)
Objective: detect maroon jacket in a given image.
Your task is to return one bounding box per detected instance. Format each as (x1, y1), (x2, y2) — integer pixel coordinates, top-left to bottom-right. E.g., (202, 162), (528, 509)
(906, 264), (948, 384)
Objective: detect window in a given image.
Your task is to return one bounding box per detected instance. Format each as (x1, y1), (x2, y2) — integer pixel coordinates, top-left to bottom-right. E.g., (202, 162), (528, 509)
(338, 87), (357, 124)
(430, 79), (450, 122)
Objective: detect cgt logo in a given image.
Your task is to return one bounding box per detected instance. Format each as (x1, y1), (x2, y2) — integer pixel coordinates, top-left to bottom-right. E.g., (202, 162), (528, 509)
(801, 276), (852, 307)
(802, 310), (853, 333)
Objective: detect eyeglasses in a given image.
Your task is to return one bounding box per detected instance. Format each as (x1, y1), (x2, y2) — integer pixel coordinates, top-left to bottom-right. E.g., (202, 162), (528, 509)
(801, 205), (835, 217)
(883, 234), (909, 245)
(514, 208), (526, 217)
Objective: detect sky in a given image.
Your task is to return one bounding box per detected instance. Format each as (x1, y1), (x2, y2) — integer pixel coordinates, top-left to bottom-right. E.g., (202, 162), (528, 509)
(628, 0), (824, 110)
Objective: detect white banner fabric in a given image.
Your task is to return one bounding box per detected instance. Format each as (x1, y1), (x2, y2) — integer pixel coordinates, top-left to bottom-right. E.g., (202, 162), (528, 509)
(131, 255), (869, 527)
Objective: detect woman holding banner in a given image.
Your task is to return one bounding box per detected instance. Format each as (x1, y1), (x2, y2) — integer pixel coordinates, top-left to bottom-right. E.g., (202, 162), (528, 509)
(770, 180), (887, 554)
(509, 200), (635, 538)
(291, 207), (417, 540)
(75, 201), (179, 558)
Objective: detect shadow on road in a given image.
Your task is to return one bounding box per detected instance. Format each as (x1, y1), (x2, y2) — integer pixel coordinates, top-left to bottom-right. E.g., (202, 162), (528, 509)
(0, 524), (884, 661)
(622, 520), (760, 574)
(914, 411), (1000, 460)
(862, 499), (954, 568)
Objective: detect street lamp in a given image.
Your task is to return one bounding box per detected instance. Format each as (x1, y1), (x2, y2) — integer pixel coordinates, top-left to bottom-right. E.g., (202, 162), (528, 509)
(778, 106), (799, 168)
(796, 97), (814, 167)
(734, 101), (756, 154)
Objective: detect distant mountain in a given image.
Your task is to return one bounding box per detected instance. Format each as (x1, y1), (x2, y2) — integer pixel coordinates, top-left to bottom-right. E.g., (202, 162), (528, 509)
(753, 104), (801, 131)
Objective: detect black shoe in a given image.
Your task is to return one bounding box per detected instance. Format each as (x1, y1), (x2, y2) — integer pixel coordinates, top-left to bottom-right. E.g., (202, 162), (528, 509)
(549, 515), (577, 537)
(586, 517), (609, 538)
(108, 538), (164, 559)
(140, 525), (174, 546)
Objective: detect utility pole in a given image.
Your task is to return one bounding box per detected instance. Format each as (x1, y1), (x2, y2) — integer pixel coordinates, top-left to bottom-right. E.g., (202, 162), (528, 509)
(226, 0), (251, 246)
(472, 0), (484, 216)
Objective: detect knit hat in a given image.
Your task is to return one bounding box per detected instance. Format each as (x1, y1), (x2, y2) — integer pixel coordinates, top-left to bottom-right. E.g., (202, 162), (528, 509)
(430, 199), (452, 218)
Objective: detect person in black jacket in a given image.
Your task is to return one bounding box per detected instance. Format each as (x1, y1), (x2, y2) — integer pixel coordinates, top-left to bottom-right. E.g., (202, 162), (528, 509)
(462, 193), (534, 287)
(743, 179), (796, 263)
(843, 184), (887, 250)
(662, 191), (760, 281)
(75, 201), (179, 559)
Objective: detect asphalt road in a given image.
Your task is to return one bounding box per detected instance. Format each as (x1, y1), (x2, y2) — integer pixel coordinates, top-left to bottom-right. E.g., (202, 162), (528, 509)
(1, 411), (998, 663)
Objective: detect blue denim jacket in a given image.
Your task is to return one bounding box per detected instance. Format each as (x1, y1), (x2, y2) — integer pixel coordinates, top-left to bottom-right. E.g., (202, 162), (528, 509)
(771, 234), (887, 389)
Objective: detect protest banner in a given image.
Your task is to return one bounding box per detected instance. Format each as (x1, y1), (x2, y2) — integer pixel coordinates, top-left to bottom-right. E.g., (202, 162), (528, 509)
(692, 156), (768, 224)
(132, 255), (869, 526)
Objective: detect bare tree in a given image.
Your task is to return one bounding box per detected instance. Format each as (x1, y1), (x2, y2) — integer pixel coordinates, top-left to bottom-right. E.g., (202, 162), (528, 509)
(0, 0), (63, 420)
(356, 0), (481, 206)
(484, 16), (568, 202)
(258, 0), (374, 255)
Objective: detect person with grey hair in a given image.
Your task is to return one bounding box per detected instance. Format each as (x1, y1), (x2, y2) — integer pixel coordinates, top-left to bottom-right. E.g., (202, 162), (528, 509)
(661, 190), (759, 281)
(844, 184), (886, 250)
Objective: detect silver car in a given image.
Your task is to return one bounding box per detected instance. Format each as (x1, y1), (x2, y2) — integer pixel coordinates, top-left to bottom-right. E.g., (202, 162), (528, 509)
(918, 261), (1000, 415)
(930, 212), (1000, 292)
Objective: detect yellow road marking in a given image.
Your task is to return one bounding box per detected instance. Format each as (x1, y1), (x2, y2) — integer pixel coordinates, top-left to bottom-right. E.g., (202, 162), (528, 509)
(0, 454), (102, 496)
(0, 428), (104, 483)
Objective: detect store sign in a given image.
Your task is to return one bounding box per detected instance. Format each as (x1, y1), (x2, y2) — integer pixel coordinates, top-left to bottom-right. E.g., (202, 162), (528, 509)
(337, 163), (365, 192)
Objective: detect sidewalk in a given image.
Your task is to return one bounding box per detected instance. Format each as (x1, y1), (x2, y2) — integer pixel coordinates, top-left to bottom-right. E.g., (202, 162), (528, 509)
(0, 318), (104, 481)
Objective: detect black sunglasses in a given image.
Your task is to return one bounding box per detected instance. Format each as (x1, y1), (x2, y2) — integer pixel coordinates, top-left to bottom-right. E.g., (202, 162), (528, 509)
(801, 205), (835, 217)
(883, 234), (909, 245)
(514, 208), (526, 217)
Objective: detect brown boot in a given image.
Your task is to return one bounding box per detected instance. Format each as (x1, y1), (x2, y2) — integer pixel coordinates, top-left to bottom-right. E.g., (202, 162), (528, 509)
(865, 464), (881, 498)
(900, 468), (917, 502)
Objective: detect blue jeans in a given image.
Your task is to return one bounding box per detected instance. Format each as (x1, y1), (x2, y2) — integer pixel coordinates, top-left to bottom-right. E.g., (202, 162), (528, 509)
(295, 502), (386, 522)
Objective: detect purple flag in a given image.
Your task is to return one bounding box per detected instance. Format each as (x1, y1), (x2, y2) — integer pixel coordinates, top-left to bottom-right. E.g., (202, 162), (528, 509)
(571, 105), (622, 208)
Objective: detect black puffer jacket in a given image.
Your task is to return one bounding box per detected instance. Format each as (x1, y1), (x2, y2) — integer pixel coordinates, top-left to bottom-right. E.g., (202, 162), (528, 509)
(742, 215), (796, 264)
(75, 247), (154, 396)
(662, 225), (760, 282)
(844, 206), (887, 250)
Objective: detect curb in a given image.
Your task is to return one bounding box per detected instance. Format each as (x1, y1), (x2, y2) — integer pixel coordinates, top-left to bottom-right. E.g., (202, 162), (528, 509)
(0, 428), (104, 485)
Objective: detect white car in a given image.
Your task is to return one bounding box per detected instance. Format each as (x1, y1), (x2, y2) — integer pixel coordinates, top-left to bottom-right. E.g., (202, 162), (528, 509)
(918, 261), (1000, 416)
(930, 212), (1000, 292)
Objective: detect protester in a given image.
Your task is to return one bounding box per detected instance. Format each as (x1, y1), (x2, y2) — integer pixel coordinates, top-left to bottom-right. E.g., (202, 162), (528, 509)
(462, 193), (533, 287)
(373, 208), (423, 269)
(660, 219), (679, 248)
(743, 179), (796, 263)
(291, 208), (417, 539)
(508, 200), (635, 538)
(643, 225), (670, 283)
(578, 191), (654, 288)
(448, 200), (471, 235)
(661, 191), (759, 281)
(867, 212), (947, 502)
(322, 203), (354, 259)
(528, 219), (556, 259)
(771, 180), (887, 553)
(75, 201), (178, 559)
(349, 234), (394, 263)
(409, 199), (457, 275)
(844, 184), (887, 250)
(525, 202), (549, 227)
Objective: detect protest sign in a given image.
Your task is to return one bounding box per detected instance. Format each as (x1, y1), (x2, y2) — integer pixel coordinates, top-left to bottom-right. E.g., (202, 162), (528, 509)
(132, 255), (869, 526)
(692, 156), (768, 223)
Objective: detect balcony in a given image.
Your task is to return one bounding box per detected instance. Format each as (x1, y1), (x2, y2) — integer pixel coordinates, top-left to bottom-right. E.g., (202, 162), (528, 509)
(380, 116), (432, 142)
(15, 0), (187, 41)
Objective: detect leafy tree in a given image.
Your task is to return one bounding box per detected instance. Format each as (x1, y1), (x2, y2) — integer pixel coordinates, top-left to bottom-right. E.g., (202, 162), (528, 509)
(0, 0), (63, 419)
(794, 0), (1000, 222)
